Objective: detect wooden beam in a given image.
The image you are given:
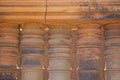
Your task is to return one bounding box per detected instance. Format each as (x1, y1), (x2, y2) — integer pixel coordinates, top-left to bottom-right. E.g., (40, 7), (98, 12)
(0, 0), (119, 6)
(0, 17), (119, 25)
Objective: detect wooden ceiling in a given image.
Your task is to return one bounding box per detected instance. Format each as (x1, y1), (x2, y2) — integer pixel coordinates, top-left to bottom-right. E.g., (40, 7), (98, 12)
(0, 0), (120, 24)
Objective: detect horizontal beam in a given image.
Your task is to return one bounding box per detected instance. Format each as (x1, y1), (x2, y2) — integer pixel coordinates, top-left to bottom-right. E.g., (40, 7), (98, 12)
(0, 13), (119, 21)
(0, 17), (119, 26)
(0, 0), (119, 6)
